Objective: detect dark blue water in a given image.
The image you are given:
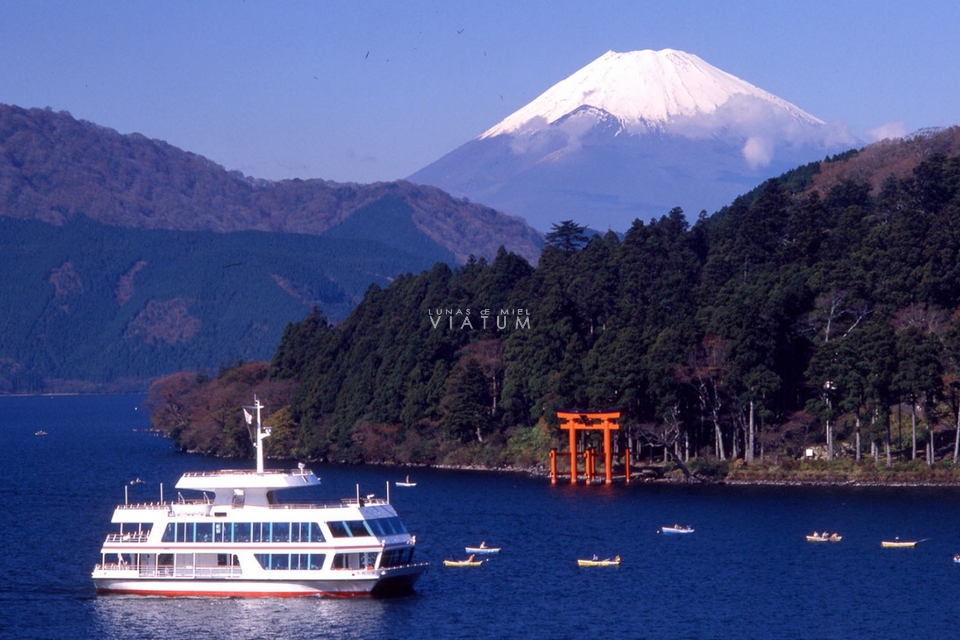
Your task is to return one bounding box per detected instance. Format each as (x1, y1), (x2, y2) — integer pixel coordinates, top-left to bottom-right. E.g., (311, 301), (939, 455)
(3, 395), (960, 639)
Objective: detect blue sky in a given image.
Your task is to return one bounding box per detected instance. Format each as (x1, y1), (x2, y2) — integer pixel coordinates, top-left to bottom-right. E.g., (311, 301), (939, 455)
(2, 0), (957, 184)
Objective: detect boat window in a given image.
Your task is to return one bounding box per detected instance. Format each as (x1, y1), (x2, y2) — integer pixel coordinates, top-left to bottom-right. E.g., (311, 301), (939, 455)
(254, 553), (325, 571)
(253, 522), (269, 543)
(330, 552), (375, 570)
(328, 521), (351, 538)
(308, 522), (325, 542)
(178, 522), (195, 542)
(196, 522), (213, 542)
(390, 517), (408, 534)
(384, 547), (414, 566)
(366, 519), (385, 536)
(234, 522), (251, 543)
(378, 518), (396, 535)
(347, 520), (372, 537)
(273, 522), (290, 542)
(213, 522), (227, 543)
(162, 523), (176, 543)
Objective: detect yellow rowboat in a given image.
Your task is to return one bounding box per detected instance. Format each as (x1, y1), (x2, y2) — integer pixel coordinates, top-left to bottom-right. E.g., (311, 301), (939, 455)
(882, 540), (919, 548)
(578, 556), (621, 567)
(444, 554), (482, 567)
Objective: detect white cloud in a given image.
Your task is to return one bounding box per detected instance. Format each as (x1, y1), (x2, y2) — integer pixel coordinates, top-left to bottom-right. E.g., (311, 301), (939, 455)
(742, 136), (774, 168)
(865, 121), (908, 142)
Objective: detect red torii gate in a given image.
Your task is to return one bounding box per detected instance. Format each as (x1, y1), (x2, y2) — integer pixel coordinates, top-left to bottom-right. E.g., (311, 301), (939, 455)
(554, 410), (624, 485)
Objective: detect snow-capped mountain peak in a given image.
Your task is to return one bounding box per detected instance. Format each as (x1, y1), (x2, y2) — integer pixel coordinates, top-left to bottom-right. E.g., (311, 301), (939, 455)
(409, 48), (857, 233)
(480, 49), (824, 139)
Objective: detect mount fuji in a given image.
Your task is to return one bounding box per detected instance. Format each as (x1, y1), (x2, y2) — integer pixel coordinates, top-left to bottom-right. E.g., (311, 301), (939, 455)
(409, 49), (857, 232)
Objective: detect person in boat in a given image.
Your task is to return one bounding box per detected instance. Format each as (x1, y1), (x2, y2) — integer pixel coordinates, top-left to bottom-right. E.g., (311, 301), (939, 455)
(479, 541), (487, 549)
(592, 554), (598, 561)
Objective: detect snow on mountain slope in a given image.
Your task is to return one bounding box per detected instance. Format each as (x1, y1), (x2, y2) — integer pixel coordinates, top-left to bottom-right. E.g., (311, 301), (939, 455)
(409, 49), (857, 232)
(481, 49), (824, 139)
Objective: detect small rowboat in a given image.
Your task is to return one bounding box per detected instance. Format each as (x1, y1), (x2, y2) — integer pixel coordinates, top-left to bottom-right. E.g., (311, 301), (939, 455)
(465, 544), (501, 554)
(882, 540), (919, 548)
(953, 554), (960, 564)
(578, 556), (621, 567)
(806, 533), (842, 542)
(444, 554), (481, 567)
(660, 525), (694, 534)
(395, 475), (417, 487)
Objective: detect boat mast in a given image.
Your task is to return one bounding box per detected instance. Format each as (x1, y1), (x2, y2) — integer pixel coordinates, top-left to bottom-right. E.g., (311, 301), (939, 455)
(245, 396), (271, 474)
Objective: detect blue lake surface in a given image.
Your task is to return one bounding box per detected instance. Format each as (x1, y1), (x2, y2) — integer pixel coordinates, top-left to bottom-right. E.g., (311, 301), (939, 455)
(2, 394), (960, 639)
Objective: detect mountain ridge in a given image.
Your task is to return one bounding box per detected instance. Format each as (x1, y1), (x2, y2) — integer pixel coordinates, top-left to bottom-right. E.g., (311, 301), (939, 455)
(0, 104), (543, 264)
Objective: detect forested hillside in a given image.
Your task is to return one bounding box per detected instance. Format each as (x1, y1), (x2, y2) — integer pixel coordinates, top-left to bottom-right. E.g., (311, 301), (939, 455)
(150, 130), (960, 475)
(0, 216), (448, 392)
(0, 103), (547, 391)
(0, 104), (543, 263)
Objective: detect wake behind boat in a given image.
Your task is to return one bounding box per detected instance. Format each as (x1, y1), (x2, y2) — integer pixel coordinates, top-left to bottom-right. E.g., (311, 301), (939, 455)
(882, 539), (922, 548)
(92, 397), (428, 597)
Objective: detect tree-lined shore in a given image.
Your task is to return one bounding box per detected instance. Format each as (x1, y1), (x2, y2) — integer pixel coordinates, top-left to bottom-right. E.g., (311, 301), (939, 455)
(149, 130), (960, 483)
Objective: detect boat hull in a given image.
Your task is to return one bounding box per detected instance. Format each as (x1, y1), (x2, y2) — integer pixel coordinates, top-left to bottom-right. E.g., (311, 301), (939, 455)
(93, 565), (426, 598)
(881, 541), (917, 548)
(465, 547), (500, 554)
(577, 560), (620, 567)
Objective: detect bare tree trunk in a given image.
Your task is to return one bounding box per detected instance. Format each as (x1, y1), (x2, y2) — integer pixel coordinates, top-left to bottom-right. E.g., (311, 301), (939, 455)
(954, 408), (960, 464)
(855, 415), (861, 462)
(911, 400), (917, 460)
(746, 401), (755, 464)
(826, 419), (834, 461)
(714, 421), (725, 460)
(886, 427), (892, 468)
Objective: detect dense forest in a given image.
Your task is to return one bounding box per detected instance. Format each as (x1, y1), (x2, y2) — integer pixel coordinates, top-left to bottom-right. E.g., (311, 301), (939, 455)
(150, 136), (960, 479)
(0, 214), (449, 392)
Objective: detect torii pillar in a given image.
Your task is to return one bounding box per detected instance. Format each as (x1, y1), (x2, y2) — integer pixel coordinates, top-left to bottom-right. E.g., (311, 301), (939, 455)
(557, 410), (621, 484)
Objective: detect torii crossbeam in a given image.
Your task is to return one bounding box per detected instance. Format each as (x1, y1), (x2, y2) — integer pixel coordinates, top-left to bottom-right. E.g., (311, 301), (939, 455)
(556, 410), (621, 484)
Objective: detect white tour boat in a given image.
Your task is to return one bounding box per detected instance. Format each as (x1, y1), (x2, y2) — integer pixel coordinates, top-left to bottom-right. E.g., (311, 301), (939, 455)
(92, 397), (428, 597)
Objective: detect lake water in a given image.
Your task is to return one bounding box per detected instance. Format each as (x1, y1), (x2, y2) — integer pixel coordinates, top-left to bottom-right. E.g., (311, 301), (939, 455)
(2, 395), (960, 639)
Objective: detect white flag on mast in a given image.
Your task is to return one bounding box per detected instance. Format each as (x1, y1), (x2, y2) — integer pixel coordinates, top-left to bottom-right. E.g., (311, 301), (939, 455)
(243, 408), (253, 425)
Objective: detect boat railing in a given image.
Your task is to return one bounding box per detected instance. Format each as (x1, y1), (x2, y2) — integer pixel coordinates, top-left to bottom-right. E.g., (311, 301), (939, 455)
(115, 502), (171, 511)
(94, 563), (244, 578)
(113, 497), (389, 511)
(270, 498), (389, 509)
(106, 532), (151, 543)
(180, 468), (314, 478)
